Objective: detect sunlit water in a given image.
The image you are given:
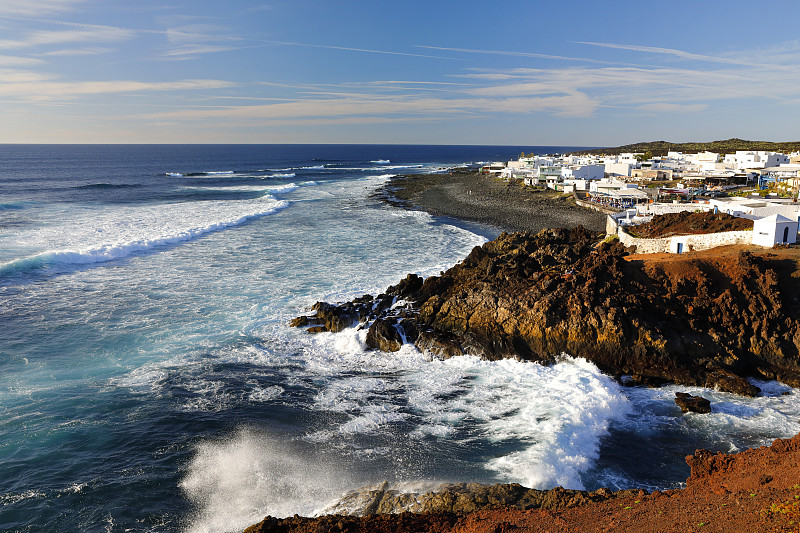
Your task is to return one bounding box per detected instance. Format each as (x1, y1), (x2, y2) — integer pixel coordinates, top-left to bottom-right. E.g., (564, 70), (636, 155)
(1, 145), (798, 532)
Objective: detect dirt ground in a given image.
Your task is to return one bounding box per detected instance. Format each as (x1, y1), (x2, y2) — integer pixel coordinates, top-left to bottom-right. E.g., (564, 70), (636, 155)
(628, 211), (754, 238)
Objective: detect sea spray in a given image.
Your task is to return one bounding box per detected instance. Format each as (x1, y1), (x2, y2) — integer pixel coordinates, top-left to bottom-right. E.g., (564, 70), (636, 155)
(181, 428), (356, 532)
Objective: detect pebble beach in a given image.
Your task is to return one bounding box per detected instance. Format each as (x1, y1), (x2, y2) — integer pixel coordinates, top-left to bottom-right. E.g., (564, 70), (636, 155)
(376, 169), (607, 234)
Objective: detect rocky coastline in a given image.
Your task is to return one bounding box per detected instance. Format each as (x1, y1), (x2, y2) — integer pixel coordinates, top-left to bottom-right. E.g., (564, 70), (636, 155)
(254, 172), (800, 532)
(292, 228), (800, 394)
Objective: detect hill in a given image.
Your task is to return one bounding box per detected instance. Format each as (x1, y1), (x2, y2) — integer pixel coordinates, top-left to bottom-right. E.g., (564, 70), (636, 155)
(573, 138), (800, 156)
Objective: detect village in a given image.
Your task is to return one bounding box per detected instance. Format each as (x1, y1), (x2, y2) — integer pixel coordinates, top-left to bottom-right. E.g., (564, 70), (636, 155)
(482, 148), (800, 252)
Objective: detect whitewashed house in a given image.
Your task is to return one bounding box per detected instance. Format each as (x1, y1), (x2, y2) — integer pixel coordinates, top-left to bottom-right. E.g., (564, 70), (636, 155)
(561, 164), (604, 180)
(723, 151), (790, 171)
(752, 214), (798, 247)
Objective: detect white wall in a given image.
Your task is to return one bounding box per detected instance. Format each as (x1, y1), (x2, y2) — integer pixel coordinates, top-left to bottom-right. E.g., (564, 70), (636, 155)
(617, 229), (753, 254)
(605, 162), (632, 177)
(752, 217), (798, 247)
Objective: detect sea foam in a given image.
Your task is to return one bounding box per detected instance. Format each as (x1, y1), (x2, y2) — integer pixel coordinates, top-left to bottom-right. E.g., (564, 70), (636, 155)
(0, 192), (289, 275)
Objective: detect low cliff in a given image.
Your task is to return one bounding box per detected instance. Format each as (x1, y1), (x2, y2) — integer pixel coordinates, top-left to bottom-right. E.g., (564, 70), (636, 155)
(292, 228), (800, 395)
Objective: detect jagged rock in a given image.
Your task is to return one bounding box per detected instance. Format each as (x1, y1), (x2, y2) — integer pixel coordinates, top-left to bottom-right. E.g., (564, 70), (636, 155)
(386, 273), (424, 298)
(366, 319), (403, 352)
(290, 228), (800, 395)
(311, 302), (358, 333)
(414, 330), (463, 359)
(675, 392), (712, 413)
(320, 481), (627, 517)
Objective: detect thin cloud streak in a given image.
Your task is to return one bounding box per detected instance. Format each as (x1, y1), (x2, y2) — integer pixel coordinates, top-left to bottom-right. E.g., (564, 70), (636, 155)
(0, 78), (236, 101)
(575, 41), (787, 69)
(262, 40), (468, 61)
(415, 45), (615, 64)
(0, 0), (87, 16)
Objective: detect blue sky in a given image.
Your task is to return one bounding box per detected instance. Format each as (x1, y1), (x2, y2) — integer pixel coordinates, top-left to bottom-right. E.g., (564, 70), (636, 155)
(1, 0), (799, 145)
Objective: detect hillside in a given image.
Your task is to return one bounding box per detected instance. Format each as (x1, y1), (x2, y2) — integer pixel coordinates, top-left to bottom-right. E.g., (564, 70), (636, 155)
(572, 138), (800, 156)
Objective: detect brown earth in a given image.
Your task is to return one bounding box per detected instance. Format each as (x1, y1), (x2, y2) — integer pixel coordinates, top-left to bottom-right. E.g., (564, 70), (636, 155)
(629, 210), (754, 238)
(292, 230), (800, 394)
(245, 433), (800, 533)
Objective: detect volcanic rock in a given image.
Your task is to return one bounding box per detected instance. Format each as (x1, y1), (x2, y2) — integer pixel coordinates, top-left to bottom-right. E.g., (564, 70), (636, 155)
(291, 228), (800, 395)
(674, 392), (712, 413)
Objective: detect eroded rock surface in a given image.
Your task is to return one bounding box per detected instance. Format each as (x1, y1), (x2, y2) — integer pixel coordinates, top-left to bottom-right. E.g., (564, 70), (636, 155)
(674, 392), (712, 413)
(319, 481), (635, 517)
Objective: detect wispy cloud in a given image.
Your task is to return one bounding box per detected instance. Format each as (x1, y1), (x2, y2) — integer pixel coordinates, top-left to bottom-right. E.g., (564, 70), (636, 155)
(161, 45), (240, 60)
(143, 90), (598, 123)
(0, 77), (236, 102)
(0, 54), (45, 66)
(0, 0), (87, 16)
(0, 22), (136, 49)
(415, 45), (614, 64)
(39, 46), (113, 56)
(575, 41), (783, 69)
(263, 40), (467, 61)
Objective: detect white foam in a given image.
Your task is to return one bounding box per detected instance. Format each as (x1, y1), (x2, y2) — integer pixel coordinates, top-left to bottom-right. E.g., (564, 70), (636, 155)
(621, 381), (800, 453)
(248, 385), (283, 403)
(0, 194), (288, 273)
(188, 183), (300, 194)
(297, 324), (628, 490)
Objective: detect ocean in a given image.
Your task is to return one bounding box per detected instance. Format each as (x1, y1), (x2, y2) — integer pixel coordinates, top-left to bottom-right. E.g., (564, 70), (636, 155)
(1, 144), (798, 533)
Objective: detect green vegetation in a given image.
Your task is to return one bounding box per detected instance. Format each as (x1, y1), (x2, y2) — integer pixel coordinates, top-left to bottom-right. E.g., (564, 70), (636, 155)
(572, 138), (800, 157)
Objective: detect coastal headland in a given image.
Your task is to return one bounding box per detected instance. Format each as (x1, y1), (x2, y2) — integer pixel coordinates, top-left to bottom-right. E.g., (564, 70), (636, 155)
(255, 170), (800, 532)
(292, 228), (800, 394)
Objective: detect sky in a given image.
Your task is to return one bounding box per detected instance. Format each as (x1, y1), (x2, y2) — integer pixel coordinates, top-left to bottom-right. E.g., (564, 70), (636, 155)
(1, 0), (799, 146)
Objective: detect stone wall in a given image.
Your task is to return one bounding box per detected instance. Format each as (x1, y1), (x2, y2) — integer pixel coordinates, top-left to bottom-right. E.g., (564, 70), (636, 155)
(617, 228), (753, 254)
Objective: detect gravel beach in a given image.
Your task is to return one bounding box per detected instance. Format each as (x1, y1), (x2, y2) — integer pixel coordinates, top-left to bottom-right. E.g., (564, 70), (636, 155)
(376, 169), (606, 234)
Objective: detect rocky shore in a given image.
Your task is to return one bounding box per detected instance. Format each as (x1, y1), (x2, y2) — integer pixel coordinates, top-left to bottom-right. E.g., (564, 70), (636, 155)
(374, 169), (607, 234)
(255, 173), (800, 532)
(292, 228), (800, 394)
(247, 432), (800, 532)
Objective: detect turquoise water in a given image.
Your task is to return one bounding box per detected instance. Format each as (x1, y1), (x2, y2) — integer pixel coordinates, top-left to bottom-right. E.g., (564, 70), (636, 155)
(1, 145), (798, 532)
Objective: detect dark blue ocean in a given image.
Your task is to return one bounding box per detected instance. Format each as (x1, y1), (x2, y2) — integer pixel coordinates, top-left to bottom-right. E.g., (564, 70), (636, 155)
(1, 144), (798, 532)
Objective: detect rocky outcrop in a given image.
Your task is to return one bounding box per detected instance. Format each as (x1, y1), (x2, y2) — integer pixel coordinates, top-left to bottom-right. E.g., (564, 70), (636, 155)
(674, 392), (712, 413)
(319, 481), (638, 517)
(292, 228), (800, 395)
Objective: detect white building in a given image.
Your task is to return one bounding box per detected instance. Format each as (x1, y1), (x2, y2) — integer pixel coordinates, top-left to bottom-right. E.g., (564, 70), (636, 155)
(590, 178), (639, 194)
(562, 164), (604, 180)
(723, 151), (790, 171)
(752, 214), (798, 247)
(605, 162), (633, 177)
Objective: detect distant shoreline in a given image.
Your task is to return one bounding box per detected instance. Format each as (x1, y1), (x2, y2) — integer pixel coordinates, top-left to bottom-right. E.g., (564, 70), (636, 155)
(374, 170), (607, 235)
